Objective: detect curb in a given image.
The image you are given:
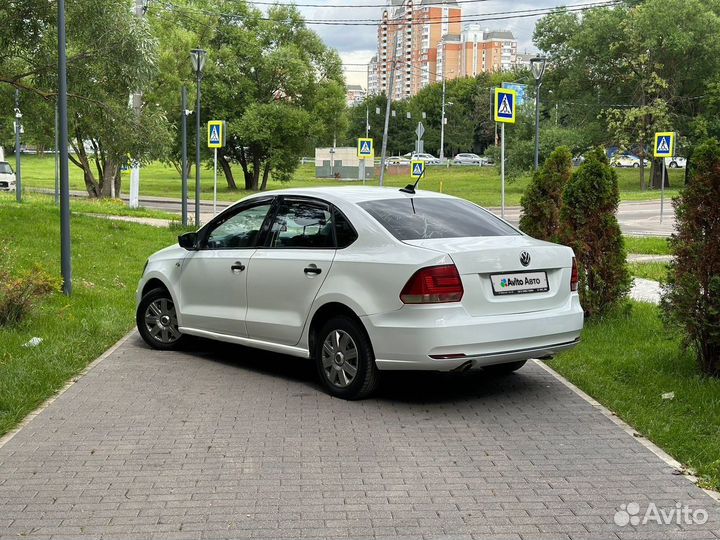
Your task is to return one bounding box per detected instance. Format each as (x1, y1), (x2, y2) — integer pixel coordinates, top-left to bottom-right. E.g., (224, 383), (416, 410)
(534, 360), (720, 503)
(0, 330), (136, 450)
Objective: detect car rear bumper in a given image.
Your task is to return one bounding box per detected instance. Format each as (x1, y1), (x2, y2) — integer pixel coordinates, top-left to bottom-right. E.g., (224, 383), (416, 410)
(362, 295), (583, 371)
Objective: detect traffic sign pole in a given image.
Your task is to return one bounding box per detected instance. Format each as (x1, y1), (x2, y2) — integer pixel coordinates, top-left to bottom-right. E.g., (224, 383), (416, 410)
(660, 161), (666, 224)
(501, 123), (505, 219)
(213, 148), (218, 216)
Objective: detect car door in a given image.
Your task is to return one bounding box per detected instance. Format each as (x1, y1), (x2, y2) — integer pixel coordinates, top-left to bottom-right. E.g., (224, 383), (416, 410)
(245, 197), (336, 346)
(176, 198), (275, 337)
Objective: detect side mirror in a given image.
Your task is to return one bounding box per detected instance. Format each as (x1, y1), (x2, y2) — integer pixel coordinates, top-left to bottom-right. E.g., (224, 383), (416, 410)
(178, 232), (198, 250)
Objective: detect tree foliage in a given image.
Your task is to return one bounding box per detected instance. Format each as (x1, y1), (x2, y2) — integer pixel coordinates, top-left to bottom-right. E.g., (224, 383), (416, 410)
(559, 148), (630, 317)
(519, 146), (573, 241)
(662, 139), (720, 377)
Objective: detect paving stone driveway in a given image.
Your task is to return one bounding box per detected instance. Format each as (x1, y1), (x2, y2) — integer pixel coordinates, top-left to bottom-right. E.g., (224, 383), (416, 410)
(1, 334), (718, 540)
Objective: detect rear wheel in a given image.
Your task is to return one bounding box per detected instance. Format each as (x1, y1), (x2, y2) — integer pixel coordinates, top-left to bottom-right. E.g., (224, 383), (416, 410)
(136, 287), (186, 350)
(483, 360), (527, 375)
(633, 162), (640, 168)
(669, 161), (678, 168)
(315, 316), (379, 400)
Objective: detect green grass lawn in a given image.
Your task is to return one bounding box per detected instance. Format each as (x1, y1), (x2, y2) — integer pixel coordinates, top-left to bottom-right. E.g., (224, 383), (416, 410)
(0, 201), (182, 437)
(629, 262), (670, 282)
(550, 302), (720, 491)
(15, 154), (683, 208)
(624, 236), (672, 255)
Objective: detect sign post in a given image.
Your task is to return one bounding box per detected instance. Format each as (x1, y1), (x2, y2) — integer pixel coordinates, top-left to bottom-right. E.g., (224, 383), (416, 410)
(357, 137), (374, 184)
(494, 87), (517, 219)
(654, 131), (675, 224)
(415, 122), (425, 155)
(208, 120), (226, 216)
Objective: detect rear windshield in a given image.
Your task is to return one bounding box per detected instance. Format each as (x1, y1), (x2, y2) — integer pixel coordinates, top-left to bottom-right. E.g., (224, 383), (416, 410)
(359, 197), (520, 240)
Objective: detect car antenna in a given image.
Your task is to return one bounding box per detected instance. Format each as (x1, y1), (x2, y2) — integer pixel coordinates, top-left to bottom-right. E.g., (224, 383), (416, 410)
(400, 166), (425, 195)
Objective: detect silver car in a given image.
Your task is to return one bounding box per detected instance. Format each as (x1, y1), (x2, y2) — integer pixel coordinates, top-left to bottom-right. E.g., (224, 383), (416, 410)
(453, 153), (483, 166)
(0, 162), (16, 192)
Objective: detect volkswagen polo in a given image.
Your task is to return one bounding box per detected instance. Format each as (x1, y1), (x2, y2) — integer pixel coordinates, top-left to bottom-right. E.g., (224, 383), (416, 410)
(136, 187), (583, 399)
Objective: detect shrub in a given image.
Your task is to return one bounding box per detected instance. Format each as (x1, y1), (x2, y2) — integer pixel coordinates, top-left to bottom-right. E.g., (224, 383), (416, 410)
(559, 147), (630, 317)
(0, 247), (61, 327)
(661, 139), (720, 377)
(519, 146), (573, 241)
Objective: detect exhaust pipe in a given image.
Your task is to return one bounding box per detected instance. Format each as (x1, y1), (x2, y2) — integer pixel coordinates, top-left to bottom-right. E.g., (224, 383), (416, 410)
(451, 360), (474, 373)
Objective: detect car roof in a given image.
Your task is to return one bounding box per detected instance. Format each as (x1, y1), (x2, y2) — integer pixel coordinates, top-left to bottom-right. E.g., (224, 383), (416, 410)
(240, 186), (456, 206)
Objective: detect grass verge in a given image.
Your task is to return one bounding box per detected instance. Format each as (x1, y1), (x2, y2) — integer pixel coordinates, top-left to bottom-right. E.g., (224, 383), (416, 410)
(550, 302), (720, 491)
(629, 262), (669, 282)
(0, 201), (181, 437)
(625, 236), (672, 255)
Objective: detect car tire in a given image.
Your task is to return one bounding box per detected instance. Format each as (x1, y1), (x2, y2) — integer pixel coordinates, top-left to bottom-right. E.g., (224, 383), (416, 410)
(669, 161), (677, 168)
(483, 360), (527, 375)
(633, 163), (640, 168)
(314, 316), (379, 400)
(136, 287), (186, 351)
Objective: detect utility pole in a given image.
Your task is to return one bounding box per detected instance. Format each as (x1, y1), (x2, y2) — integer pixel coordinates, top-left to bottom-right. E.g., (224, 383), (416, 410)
(365, 104), (370, 138)
(58, 0), (72, 295)
(440, 76), (446, 162)
(181, 87), (189, 227)
(379, 33), (400, 187)
(14, 89), (22, 203)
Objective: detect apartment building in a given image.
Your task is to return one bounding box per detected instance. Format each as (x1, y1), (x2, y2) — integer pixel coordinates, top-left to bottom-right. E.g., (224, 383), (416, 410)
(368, 1), (521, 99)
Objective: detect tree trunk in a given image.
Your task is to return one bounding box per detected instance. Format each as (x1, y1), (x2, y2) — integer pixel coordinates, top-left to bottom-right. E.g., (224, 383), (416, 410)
(638, 142), (646, 191)
(218, 148), (238, 190)
(260, 162), (271, 191)
(651, 158), (669, 189)
(100, 157), (120, 198)
(71, 132), (101, 197)
(238, 149), (253, 190)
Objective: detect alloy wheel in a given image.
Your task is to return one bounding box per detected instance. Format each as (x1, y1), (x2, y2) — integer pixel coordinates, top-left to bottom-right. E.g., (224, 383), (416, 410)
(321, 329), (359, 388)
(144, 297), (181, 344)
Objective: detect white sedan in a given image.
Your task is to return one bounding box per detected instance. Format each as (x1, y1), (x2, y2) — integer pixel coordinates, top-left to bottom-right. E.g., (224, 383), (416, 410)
(0, 162), (16, 192)
(136, 187), (583, 399)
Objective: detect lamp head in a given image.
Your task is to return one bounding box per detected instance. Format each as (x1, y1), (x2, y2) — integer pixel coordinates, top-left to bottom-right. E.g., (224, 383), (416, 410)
(530, 56), (547, 81)
(190, 49), (207, 74)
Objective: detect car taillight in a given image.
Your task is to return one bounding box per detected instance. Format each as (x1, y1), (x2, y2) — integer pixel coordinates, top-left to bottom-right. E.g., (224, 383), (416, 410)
(400, 264), (464, 304)
(570, 257), (579, 292)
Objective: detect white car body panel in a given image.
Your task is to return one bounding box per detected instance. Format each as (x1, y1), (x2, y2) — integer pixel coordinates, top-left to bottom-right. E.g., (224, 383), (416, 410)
(0, 162), (16, 192)
(137, 187), (583, 371)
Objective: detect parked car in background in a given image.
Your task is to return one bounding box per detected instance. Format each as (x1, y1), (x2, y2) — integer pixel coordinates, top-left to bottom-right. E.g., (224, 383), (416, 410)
(136, 187), (583, 399)
(610, 154), (650, 168)
(665, 156), (686, 168)
(572, 155), (585, 167)
(385, 156), (411, 166)
(453, 153), (483, 166)
(0, 162), (16, 192)
(403, 152), (441, 165)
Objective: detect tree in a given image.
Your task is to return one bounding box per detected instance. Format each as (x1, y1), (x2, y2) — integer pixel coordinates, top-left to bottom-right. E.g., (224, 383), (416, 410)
(559, 148), (630, 317)
(662, 139), (720, 377)
(519, 146), (573, 241)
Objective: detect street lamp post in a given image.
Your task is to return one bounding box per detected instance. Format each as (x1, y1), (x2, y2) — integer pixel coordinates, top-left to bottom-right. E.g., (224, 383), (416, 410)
(440, 76), (446, 162)
(530, 56), (547, 172)
(190, 48), (206, 227)
(14, 90), (22, 203)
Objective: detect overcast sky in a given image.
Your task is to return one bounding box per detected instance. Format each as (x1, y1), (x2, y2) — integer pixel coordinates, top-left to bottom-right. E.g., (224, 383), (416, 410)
(269, 0), (561, 87)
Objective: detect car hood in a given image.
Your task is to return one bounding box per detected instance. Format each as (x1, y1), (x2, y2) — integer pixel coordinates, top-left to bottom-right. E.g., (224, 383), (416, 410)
(0, 173), (15, 181)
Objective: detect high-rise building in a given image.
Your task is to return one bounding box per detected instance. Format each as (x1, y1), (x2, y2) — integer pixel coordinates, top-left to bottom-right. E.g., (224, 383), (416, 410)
(368, 2), (521, 100)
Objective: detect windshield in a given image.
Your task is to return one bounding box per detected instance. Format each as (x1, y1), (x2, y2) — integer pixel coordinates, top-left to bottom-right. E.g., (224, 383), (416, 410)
(359, 197), (520, 240)
(0, 163), (13, 175)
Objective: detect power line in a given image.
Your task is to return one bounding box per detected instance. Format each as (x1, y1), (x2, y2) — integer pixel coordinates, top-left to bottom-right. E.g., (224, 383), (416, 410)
(152, 0), (619, 26)
(244, 0), (497, 8)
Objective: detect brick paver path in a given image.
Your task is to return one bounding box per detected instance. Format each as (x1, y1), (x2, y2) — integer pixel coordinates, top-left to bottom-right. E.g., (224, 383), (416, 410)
(1, 334), (718, 540)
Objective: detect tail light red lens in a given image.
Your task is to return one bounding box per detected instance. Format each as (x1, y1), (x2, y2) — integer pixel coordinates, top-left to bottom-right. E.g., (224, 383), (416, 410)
(570, 257), (579, 292)
(400, 264), (464, 304)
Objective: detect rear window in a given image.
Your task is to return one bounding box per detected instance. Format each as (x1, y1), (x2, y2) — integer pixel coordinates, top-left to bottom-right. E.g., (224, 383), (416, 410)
(359, 197), (520, 240)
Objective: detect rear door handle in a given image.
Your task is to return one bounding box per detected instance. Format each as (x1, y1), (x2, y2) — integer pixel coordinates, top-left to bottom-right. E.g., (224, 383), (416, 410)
(231, 261), (246, 272)
(304, 265), (322, 275)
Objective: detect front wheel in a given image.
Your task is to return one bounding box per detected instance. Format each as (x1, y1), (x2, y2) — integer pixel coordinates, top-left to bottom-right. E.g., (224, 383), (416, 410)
(669, 161), (678, 168)
(315, 316), (379, 400)
(136, 287), (186, 350)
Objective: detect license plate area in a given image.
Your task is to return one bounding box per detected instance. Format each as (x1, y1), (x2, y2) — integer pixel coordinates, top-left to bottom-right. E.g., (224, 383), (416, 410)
(490, 271), (549, 296)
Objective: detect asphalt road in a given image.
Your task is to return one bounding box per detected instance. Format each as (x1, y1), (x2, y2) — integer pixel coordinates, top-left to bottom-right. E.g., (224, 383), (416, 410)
(34, 189), (676, 236)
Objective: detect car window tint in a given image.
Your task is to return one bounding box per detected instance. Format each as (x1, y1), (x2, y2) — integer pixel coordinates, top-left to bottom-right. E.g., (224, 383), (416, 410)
(206, 202), (272, 249)
(334, 209), (358, 248)
(359, 197), (519, 240)
(269, 201), (334, 248)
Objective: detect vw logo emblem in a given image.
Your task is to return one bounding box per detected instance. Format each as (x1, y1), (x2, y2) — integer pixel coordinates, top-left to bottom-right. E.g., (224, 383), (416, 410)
(520, 251), (531, 267)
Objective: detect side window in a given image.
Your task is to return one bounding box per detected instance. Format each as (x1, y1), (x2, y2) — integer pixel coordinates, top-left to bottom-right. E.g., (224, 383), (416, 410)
(268, 201), (334, 249)
(205, 202), (272, 249)
(334, 208), (358, 248)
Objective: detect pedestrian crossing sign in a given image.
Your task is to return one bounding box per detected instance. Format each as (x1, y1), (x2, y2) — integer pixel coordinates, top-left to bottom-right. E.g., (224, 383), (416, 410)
(654, 132), (675, 158)
(411, 160), (425, 179)
(494, 87), (517, 124)
(208, 120), (226, 149)
(357, 137), (374, 159)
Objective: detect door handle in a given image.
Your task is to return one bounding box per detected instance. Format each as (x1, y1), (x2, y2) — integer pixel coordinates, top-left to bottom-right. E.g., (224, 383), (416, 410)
(231, 261), (246, 272)
(304, 265), (322, 276)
